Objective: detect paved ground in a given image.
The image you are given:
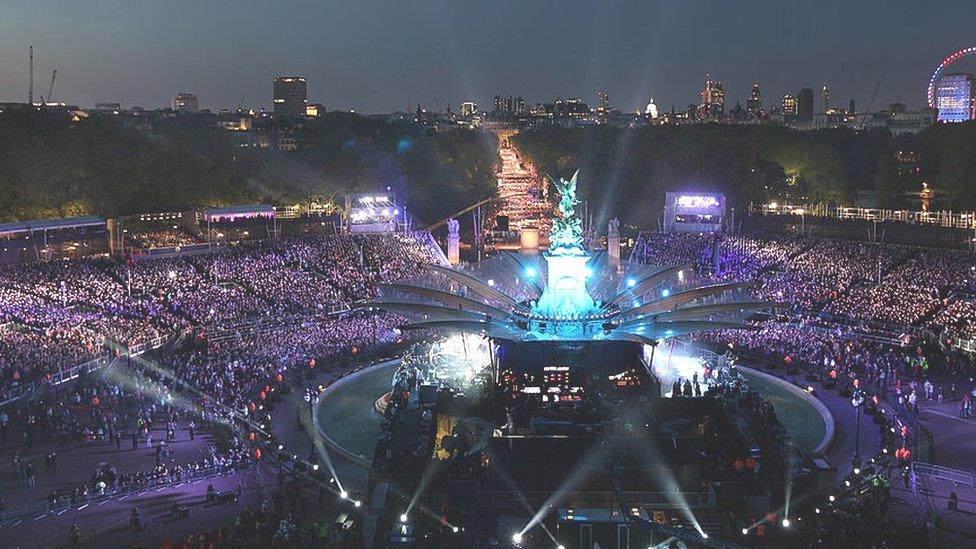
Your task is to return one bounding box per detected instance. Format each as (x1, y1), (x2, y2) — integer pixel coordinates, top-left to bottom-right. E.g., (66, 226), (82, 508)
(751, 365), (976, 541)
(0, 366), (372, 548)
(0, 423), (216, 515)
(6, 467), (270, 548)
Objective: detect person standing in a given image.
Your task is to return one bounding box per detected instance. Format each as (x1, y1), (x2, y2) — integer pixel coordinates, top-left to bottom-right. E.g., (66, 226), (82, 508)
(0, 411), (8, 443)
(188, 420), (195, 442)
(25, 462), (35, 487)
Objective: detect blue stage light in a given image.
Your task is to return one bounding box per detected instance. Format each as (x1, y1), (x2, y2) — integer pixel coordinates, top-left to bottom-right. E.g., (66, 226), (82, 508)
(525, 267), (537, 278)
(626, 277), (637, 288)
(661, 288), (671, 297)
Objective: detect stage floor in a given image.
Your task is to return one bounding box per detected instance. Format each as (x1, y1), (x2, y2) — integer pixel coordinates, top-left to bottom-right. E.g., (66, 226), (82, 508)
(316, 361), (829, 466)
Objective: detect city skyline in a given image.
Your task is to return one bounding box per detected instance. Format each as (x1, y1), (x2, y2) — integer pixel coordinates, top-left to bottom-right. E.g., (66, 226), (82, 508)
(1, 1), (975, 113)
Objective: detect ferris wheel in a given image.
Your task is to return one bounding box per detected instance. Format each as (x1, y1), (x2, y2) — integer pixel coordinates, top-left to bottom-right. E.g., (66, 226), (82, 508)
(926, 46), (976, 108)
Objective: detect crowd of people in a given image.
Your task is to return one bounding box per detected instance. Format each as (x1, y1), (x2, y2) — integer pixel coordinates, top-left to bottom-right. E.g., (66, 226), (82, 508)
(0, 232), (442, 394)
(4, 223), (976, 545)
(0, 231), (440, 544)
(633, 232), (976, 341)
(127, 229), (205, 250)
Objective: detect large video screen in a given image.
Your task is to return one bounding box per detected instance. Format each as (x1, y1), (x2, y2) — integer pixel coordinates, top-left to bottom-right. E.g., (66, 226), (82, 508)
(664, 192), (726, 233)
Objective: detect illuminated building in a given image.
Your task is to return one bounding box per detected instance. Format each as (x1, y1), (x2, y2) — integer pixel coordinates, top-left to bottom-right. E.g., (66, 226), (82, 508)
(781, 94), (797, 116)
(493, 94), (514, 114)
(797, 88), (814, 117)
(532, 98), (594, 127)
(935, 73), (976, 122)
(172, 92), (199, 113)
(821, 85), (830, 113)
(460, 101), (477, 116)
(746, 83), (762, 115)
(926, 46), (976, 110)
(598, 90), (610, 111)
(514, 96), (525, 114)
(273, 76), (307, 118)
(305, 102), (325, 117)
(644, 97), (659, 119)
(699, 78), (724, 119)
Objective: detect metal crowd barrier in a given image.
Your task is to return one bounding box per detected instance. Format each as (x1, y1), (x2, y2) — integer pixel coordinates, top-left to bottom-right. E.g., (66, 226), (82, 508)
(912, 461), (976, 488)
(0, 332), (178, 408)
(0, 462), (252, 528)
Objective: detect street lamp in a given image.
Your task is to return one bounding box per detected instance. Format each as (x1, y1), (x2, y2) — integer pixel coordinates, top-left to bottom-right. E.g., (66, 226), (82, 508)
(852, 384), (865, 467)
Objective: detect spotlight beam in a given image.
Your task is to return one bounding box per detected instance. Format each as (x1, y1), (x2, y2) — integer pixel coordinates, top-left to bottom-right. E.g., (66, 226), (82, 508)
(610, 476), (744, 549)
(519, 439), (611, 538)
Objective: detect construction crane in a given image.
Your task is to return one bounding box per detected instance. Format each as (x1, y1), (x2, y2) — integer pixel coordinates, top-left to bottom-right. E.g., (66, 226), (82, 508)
(427, 196), (495, 232)
(43, 69), (57, 105)
(865, 73), (884, 114)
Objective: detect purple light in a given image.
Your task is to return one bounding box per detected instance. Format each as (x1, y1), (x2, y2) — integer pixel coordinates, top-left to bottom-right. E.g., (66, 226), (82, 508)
(676, 195), (720, 208)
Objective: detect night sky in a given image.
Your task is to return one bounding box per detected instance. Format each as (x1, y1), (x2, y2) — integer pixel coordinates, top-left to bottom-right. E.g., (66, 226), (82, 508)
(1, 0), (974, 113)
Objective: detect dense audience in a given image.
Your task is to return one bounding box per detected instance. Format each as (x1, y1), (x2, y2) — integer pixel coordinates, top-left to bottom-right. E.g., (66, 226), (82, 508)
(128, 230), (204, 250)
(2, 226), (974, 547)
(0, 232), (442, 393)
(633, 232), (976, 340)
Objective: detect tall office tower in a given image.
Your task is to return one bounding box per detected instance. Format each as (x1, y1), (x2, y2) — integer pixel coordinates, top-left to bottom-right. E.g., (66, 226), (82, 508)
(797, 88), (814, 117)
(273, 76), (307, 118)
(935, 73), (976, 122)
(821, 85), (830, 113)
(514, 96), (525, 114)
(172, 93), (199, 112)
(598, 90), (610, 110)
(746, 83), (762, 114)
(461, 101), (477, 116)
(503, 95), (514, 113)
(848, 98), (856, 115)
(493, 95), (503, 112)
(781, 94), (797, 116)
(699, 78), (725, 119)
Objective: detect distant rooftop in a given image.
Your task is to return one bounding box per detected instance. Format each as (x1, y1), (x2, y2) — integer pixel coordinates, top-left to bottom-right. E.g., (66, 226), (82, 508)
(202, 204), (275, 222)
(0, 216), (105, 237)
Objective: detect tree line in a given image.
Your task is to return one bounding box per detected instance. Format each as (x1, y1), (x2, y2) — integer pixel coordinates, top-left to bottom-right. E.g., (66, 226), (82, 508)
(3, 109), (975, 231)
(0, 110), (498, 225)
(512, 122), (976, 229)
